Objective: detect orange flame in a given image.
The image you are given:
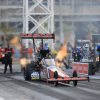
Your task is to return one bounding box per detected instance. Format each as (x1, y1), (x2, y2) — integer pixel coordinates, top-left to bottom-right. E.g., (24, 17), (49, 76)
(56, 45), (67, 61)
(10, 36), (31, 66)
(20, 58), (31, 67)
(10, 36), (21, 50)
(55, 45), (67, 67)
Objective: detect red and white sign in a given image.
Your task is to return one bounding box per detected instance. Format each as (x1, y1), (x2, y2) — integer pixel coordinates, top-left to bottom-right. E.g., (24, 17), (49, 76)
(72, 62), (88, 75)
(21, 34), (55, 39)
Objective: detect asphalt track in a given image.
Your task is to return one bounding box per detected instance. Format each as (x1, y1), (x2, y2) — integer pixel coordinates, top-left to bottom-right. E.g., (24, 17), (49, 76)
(0, 64), (100, 100)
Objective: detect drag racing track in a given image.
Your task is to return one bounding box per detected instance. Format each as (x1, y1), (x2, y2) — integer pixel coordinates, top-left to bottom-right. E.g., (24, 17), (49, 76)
(0, 64), (100, 100)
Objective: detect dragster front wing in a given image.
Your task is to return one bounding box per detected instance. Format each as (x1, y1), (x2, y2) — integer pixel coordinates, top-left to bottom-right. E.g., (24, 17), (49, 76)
(48, 77), (90, 82)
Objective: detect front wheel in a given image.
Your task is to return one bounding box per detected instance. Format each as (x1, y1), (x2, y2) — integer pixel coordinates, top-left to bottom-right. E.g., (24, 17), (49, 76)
(73, 70), (77, 86)
(54, 71), (58, 86)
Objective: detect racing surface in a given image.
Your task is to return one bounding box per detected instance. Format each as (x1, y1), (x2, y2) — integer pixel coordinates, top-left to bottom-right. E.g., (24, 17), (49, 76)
(0, 64), (100, 100)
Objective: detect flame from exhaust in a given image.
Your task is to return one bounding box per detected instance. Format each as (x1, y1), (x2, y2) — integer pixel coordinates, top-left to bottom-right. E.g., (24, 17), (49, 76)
(55, 61), (64, 67)
(55, 45), (67, 67)
(56, 45), (67, 61)
(10, 36), (21, 50)
(10, 36), (31, 66)
(20, 58), (31, 67)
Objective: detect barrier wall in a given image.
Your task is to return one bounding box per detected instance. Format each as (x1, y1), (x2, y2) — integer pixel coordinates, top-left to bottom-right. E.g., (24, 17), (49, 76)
(72, 62), (89, 75)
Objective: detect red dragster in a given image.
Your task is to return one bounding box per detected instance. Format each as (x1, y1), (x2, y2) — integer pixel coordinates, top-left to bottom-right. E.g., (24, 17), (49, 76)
(24, 57), (90, 86)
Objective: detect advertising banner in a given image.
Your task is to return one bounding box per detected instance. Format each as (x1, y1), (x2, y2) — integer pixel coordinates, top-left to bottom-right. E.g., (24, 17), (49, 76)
(72, 62), (88, 75)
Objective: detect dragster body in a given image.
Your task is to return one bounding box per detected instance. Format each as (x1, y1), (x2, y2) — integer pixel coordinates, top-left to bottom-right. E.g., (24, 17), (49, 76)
(21, 33), (90, 86)
(24, 58), (89, 86)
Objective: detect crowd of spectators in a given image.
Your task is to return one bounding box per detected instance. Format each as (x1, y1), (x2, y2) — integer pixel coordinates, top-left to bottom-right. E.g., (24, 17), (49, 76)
(67, 42), (95, 62)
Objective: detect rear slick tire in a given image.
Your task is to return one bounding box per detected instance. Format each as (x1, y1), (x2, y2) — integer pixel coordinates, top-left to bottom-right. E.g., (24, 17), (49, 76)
(23, 64), (31, 80)
(73, 70), (77, 86)
(54, 71), (58, 86)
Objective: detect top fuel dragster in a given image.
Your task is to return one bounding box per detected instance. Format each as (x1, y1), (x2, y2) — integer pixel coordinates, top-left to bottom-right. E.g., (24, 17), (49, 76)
(20, 33), (90, 86)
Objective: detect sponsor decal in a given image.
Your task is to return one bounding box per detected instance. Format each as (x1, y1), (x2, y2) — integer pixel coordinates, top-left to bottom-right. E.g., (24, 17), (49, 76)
(31, 72), (39, 79)
(40, 71), (46, 79)
(6, 51), (11, 52)
(31, 77), (39, 79)
(41, 77), (46, 79)
(22, 34), (53, 37)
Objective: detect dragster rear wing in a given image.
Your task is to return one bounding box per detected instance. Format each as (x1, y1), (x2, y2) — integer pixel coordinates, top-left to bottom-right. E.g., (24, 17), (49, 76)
(20, 33), (55, 40)
(20, 33), (55, 53)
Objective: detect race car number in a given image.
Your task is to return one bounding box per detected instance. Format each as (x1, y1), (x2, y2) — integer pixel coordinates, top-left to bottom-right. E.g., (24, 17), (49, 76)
(31, 72), (39, 79)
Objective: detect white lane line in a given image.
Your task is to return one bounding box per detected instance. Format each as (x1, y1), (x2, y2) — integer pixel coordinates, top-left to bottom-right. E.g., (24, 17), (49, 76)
(0, 97), (5, 100)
